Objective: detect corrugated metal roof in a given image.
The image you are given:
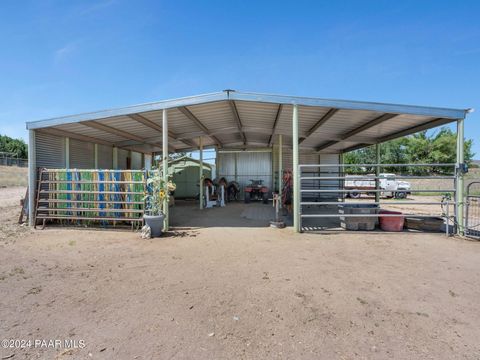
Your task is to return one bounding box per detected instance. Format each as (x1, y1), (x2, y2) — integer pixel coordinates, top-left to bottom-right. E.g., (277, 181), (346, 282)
(25, 90), (470, 154)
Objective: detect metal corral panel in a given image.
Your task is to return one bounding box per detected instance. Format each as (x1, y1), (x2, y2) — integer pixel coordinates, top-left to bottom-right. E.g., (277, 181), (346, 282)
(117, 149), (129, 169)
(70, 139), (94, 169)
(97, 144), (113, 169)
(131, 151), (143, 169)
(318, 154), (341, 199)
(36, 131), (65, 168)
(289, 152), (341, 201)
(218, 151), (272, 197)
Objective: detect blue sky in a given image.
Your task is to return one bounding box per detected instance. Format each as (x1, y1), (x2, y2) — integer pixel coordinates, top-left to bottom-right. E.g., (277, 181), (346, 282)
(0, 0), (479, 156)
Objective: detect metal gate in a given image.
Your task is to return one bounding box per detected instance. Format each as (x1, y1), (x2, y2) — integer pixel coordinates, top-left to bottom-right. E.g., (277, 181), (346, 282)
(465, 182), (480, 239)
(299, 163), (457, 234)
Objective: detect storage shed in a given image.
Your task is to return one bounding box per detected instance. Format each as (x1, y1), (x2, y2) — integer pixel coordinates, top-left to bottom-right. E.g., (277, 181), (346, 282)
(166, 156), (212, 199)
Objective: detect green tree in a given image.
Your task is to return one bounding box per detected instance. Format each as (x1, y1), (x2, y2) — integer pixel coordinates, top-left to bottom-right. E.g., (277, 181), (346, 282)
(0, 135), (28, 158)
(344, 127), (474, 175)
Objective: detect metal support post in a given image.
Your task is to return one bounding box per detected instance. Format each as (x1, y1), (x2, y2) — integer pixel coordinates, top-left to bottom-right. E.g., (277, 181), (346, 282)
(292, 104), (300, 232)
(28, 130), (36, 226)
(199, 137), (204, 210)
(162, 109), (169, 231)
(278, 134), (283, 208)
(94, 144), (98, 168)
(456, 118), (465, 235)
(375, 144), (380, 203)
(339, 152), (345, 202)
(65, 137), (70, 168)
(112, 147), (118, 169)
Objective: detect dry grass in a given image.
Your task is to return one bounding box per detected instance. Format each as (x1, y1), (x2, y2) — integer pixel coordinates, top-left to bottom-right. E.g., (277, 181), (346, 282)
(407, 168), (480, 195)
(0, 165), (28, 187)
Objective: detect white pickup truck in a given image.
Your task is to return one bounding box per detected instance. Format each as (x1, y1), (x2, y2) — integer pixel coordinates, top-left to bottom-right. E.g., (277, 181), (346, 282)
(344, 173), (411, 199)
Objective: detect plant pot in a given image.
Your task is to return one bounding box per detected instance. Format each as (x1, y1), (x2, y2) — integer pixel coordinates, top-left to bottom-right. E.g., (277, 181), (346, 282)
(143, 214), (165, 237)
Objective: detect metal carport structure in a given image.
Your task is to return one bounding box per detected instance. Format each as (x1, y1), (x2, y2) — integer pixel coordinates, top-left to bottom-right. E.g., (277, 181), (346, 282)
(26, 90), (471, 233)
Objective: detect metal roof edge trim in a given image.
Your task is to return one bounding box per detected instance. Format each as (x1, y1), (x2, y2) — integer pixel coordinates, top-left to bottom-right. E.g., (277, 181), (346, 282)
(26, 90), (469, 130)
(228, 91), (468, 119)
(26, 91), (228, 130)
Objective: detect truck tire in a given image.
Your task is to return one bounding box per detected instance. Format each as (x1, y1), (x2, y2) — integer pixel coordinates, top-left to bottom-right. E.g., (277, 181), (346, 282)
(244, 192), (251, 203)
(262, 192), (268, 204)
(395, 191), (407, 199)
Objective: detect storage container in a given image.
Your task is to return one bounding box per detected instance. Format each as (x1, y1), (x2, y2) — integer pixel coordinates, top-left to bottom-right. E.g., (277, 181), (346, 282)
(338, 204), (378, 231)
(379, 210), (404, 231)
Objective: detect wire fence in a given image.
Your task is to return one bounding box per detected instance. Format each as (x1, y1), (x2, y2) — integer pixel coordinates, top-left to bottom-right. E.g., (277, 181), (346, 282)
(0, 156), (28, 167)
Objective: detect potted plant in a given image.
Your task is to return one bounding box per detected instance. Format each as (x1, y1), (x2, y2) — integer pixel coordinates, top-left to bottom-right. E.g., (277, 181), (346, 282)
(143, 169), (169, 237)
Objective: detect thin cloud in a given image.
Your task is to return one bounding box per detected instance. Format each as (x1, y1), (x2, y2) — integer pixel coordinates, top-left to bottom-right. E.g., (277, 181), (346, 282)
(54, 41), (79, 64)
(79, 0), (116, 16)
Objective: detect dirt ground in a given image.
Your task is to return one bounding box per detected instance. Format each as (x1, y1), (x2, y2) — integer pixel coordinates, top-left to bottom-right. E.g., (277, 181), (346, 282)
(1, 188), (480, 359)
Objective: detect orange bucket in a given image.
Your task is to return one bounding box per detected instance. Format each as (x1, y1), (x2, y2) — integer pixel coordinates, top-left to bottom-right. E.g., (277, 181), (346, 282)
(379, 210), (404, 231)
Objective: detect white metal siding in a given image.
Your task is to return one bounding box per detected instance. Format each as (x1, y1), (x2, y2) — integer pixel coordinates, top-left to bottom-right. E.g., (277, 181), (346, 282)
(282, 150), (320, 172)
(144, 154), (152, 170)
(117, 149), (129, 169)
(97, 144), (113, 169)
(218, 151), (272, 196)
(217, 153), (236, 179)
(35, 132), (65, 168)
(131, 151), (142, 169)
(70, 139), (94, 169)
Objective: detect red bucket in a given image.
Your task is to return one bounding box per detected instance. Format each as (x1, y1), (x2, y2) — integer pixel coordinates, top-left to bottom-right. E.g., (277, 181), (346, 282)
(379, 210), (404, 232)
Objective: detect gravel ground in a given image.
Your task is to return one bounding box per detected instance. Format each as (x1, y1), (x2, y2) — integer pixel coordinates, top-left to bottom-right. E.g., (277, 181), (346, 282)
(1, 188), (480, 359)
